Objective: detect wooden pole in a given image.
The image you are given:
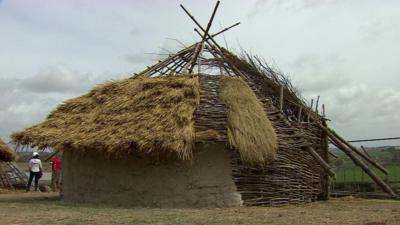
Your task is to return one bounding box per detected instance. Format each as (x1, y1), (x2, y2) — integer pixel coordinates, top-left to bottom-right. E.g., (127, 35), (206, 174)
(307, 99), (314, 122)
(279, 86), (284, 112)
(305, 147), (335, 177)
(315, 95), (320, 114)
(325, 127), (389, 175)
(180, 1), (220, 73)
(297, 106), (302, 121)
(328, 135), (396, 196)
(304, 109), (390, 176)
(361, 145), (372, 158)
(328, 151), (338, 159)
(206, 22), (240, 38)
(136, 20), (239, 77)
(182, 6), (251, 81)
(322, 104), (325, 117)
(136, 45), (196, 77)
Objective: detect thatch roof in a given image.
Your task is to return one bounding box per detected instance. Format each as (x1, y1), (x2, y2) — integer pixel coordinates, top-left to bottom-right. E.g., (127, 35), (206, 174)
(12, 75), (200, 160)
(0, 138), (16, 162)
(220, 76), (277, 164)
(12, 73), (280, 164)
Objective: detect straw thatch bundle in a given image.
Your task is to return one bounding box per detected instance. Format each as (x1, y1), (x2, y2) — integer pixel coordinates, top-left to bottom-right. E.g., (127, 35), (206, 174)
(219, 76), (278, 164)
(12, 75), (200, 160)
(0, 138), (16, 162)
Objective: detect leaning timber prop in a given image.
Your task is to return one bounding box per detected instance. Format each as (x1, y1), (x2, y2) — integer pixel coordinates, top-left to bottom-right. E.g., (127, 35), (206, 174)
(305, 146), (335, 177)
(299, 104), (395, 196)
(327, 133), (396, 196)
(305, 112), (395, 196)
(326, 127), (389, 175)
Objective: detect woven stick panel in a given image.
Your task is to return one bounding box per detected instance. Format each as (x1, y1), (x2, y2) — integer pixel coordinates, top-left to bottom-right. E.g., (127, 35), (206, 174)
(194, 75), (228, 141)
(230, 76), (329, 206)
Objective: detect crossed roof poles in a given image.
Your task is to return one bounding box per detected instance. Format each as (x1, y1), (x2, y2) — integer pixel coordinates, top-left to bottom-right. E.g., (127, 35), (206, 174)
(134, 1), (242, 78)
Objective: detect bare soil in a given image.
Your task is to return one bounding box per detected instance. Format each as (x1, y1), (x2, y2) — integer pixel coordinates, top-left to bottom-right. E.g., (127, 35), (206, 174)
(0, 191), (399, 225)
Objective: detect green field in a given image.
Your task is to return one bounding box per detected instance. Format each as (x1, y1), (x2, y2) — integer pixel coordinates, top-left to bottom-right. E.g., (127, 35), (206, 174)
(335, 165), (400, 183)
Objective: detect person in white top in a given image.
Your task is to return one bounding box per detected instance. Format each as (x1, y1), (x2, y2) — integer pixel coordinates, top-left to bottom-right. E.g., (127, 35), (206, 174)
(26, 151), (43, 192)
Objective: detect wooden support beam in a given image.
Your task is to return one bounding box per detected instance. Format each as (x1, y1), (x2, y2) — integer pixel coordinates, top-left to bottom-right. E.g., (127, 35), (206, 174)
(325, 127), (389, 175)
(307, 99), (313, 123)
(186, 9), (250, 81)
(204, 22), (240, 38)
(315, 95), (320, 114)
(135, 45), (196, 77)
(361, 145), (372, 158)
(279, 86), (284, 112)
(305, 146), (335, 177)
(297, 106), (302, 122)
(327, 134), (395, 196)
(328, 151), (338, 159)
(181, 1), (220, 73)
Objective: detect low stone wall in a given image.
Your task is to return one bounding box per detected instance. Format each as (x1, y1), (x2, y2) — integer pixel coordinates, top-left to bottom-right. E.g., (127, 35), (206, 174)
(61, 143), (242, 208)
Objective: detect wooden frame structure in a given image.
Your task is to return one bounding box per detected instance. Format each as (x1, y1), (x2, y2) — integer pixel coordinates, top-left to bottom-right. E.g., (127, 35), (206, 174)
(130, 1), (396, 203)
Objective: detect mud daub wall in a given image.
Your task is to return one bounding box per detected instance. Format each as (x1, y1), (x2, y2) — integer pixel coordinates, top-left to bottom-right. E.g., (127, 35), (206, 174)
(61, 143), (242, 208)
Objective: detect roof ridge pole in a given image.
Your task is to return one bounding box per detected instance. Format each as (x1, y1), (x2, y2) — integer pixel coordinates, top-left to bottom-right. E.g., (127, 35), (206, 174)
(183, 2), (246, 79)
(193, 28), (248, 79)
(180, 1), (220, 74)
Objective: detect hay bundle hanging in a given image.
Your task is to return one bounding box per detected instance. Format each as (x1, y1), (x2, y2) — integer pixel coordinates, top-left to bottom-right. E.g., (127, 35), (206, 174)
(0, 138), (16, 162)
(12, 75), (200, 160)
(219, 76), (278, 164)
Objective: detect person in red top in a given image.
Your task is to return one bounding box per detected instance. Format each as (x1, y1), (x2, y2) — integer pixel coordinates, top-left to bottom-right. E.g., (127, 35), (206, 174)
(51, 154), (62, 192)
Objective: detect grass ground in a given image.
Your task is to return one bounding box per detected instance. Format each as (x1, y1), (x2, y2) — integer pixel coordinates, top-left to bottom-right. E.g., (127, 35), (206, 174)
(0, 191), (399, 225)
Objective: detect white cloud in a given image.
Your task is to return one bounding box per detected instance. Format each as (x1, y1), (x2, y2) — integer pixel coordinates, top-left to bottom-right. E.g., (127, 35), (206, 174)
(20, 65), (91, 93)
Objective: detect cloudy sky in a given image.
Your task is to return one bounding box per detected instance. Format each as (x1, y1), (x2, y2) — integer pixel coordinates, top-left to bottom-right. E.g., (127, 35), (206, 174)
(1, 0), (399, 147)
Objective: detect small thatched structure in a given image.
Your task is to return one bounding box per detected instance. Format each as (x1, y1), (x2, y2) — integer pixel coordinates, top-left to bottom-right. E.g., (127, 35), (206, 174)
(0, 138), (16, 162)
(0, 138), (26, 190)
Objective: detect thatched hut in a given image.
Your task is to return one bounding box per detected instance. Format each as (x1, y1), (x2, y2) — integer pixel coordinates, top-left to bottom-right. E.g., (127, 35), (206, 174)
(0, 138), (26, 189)
(0, 138), (16, 162)
(11, 45), (334, 207)
(11, 6), (396, 204)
